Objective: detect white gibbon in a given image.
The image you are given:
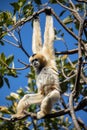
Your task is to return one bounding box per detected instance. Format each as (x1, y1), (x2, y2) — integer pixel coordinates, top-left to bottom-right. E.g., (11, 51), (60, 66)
(12, 8), (61, 119)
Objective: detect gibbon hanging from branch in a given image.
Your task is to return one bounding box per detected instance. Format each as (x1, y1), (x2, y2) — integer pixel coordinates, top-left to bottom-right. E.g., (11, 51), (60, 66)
(12, 7), (61, 119)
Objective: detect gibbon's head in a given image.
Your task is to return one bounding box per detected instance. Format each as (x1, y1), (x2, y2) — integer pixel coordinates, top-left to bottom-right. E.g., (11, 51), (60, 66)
(29, 53), (47, 71)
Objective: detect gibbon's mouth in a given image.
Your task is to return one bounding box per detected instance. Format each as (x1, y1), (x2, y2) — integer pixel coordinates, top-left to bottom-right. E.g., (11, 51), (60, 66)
(33, 61), (39, 68)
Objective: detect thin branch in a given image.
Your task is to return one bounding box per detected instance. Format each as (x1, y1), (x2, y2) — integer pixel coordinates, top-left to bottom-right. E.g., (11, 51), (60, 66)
(6, 8), (46, 33)
(18, 59), (29, 66)
(69, 93), (81, 130)
(51, 9), (79, 40)
(56, 0), (83, 27)
(77, 0), (87, 3)
(55, 48), (78, 55)
(17, 28), (30, 58)
(60, 73), (76, 84)
(69, 0), (82, 22)
(73, 15), (85, 97)
(81, 72), (87, 84)
(0, 116), (11, 121)
(77, 118), (87, 130)
(0, 59), (30, 71)
(2, 38), (19, 48)
(56, 0), (75, 12)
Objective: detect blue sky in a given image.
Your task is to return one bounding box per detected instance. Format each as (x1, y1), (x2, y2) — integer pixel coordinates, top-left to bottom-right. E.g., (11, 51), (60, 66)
(0, 0), (87, 126)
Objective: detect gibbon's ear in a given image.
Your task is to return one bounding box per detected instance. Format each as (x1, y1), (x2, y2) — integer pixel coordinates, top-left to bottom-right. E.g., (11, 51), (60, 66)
(42, 8), (55, 60)
(32, 16), (42, 54)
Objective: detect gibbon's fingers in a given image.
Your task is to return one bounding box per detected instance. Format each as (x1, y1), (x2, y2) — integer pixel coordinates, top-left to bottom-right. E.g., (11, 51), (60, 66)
(32, 16), (42, 53)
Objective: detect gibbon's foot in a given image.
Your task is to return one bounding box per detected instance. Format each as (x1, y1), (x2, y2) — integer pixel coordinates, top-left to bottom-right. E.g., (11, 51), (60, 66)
(11, 113), (26, 120)
(37, 111), (46, 119)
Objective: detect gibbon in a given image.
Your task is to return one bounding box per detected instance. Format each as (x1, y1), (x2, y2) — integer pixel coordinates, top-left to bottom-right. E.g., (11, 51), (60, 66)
(12, 8), (61, 119)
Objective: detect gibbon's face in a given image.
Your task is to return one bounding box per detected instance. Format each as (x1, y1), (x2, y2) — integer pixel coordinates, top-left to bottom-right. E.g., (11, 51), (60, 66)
(29, 54), (47, 70)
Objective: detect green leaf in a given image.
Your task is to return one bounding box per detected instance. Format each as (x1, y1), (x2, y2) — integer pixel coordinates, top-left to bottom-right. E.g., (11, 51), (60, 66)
(0, 40), (4, 46)
(59, 10), (66, 17)
(4, 77), (10, 88)
(34, 0), (41, 5)
(63, 16), (73, 25)
(23, 4), (33, 17)
(6, 55), (14, 66)
(0, 53), (6, 61)
(0, 12), (13, 26)
(10, 2), (20, 14)
(7, 69), (17, 77)
(0, 32), (7, 39)
(18, 0), (26, 7)
(0, 76), (4, 88)
(50, 0), (57, 3)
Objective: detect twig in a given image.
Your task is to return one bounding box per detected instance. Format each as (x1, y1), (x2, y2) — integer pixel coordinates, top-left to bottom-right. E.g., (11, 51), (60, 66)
(51, 9), (79, 40)
(17, 28), (30, 58)
(0, 59), (30, 71)
(77, 118), (87, 130)
(77, 0), (87, 3)
(55, 48), (78, 55)
(2, 38), (19, 48)
(69, 93), (81, 130)
(56, 0), (75, 13)
(60, 73), (76, 84)
(0, 116), (10, 121)
(6, 8), (46, 33)
(73, 15), (85, 97)
(18, 59), (29, 66)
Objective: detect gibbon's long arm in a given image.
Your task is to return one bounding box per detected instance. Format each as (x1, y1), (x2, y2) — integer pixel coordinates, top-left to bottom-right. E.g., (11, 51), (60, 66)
(32, 17), (42, 54)
(43, 11), (55, 61)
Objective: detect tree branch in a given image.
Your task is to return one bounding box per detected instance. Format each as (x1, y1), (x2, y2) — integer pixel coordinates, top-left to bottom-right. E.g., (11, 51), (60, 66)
(73, 14), (85, 97)
(0, 59), (30, 71)
(55, 48), (78, 55)
(69, 93), (81, 130)
(17, 28), (30, 58)
(0, 97), (87, 122)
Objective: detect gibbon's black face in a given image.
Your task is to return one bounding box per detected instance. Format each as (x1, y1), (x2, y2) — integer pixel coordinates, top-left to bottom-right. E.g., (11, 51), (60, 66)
(29, 53), (47, 71)
(31, 58), (40, 68)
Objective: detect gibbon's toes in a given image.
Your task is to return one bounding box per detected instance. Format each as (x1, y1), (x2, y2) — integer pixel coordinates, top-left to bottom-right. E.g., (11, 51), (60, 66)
(37, 111), (46, 119)
(11, 113), (26, 120)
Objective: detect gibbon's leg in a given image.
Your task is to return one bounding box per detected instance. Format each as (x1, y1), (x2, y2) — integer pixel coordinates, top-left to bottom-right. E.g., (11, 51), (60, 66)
(12, 93), (44, 119)
(37, 90), (60, 119)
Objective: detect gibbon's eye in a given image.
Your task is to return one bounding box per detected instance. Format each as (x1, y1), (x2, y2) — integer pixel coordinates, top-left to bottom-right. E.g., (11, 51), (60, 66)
(31, 58), (40, 67)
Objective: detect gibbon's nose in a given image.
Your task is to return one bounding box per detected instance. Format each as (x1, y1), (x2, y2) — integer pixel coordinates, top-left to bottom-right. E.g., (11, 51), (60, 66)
(33, 60), (39, 67)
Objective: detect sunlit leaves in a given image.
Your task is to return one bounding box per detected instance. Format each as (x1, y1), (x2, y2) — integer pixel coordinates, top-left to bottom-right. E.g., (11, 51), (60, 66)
(0, 53), (17, 88)
(0, 106), (10, 114)
(0, 11), (13, 38)
(23, 2), (33, 17)
(63, 16), (73, 25)
(10, 0), (26, 14)
(0, 11), (13, 26)
(6, 92), (19, 100)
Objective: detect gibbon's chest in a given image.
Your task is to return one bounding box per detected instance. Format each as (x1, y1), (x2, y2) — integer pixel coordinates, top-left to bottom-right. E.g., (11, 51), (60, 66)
(36, 67), (59, 94)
